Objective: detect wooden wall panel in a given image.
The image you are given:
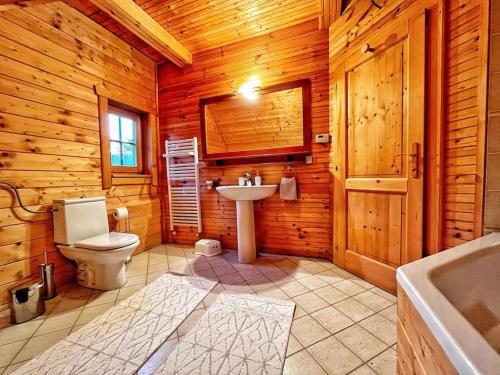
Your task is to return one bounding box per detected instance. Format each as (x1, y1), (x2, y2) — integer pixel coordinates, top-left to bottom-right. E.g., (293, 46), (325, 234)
(483, 0), (499, 233)
(0, 2), (160, 308)
(158, 20), (331, 259)
(442, 0), (488, 248)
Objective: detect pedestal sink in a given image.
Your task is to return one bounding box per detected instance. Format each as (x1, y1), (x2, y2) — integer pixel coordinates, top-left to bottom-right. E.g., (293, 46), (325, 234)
(216, 185), (278, 263)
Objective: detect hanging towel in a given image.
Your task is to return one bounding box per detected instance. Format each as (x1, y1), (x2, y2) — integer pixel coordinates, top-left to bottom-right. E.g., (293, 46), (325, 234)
(280, 176), (297, 200)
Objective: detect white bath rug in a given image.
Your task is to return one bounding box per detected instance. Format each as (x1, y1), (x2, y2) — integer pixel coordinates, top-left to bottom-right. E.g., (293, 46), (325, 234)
(13, 273), (217, 375)
(152, 293), (296, 375)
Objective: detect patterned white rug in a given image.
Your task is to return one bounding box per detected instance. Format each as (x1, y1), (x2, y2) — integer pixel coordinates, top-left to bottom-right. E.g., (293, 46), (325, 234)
(149, 293), (296, 375)
(13, 273), (217, 375)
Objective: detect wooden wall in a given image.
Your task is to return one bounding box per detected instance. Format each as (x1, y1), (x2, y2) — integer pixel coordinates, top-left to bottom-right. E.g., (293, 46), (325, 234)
(442, 0), (488, 248)
(484, 0), (500, 233)
(158, 20), (331, 259)
(0, 1), (161, 308)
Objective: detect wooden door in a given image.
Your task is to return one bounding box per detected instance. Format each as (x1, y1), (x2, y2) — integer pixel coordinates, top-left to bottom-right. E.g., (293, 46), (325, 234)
(332, 11), (426, 294)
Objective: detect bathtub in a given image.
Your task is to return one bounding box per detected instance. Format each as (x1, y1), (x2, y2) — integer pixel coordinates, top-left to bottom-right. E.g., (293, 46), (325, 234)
(397, 233), (500, 374)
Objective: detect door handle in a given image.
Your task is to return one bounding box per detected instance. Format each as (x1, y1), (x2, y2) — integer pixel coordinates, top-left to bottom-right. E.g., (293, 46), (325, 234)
(393, 142), (419, 178)
(410, 142), (419, 178)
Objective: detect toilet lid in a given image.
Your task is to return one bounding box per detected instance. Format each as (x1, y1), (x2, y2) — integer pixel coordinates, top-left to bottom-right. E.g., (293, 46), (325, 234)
(74, 232), (139, 251)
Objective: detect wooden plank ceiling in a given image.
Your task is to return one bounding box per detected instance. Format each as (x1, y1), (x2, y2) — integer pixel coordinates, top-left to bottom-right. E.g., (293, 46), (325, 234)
(66, 0), (320, 62)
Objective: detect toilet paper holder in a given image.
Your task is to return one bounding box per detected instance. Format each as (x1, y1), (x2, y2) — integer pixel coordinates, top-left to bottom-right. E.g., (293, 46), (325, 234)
(113, 207), (130, 232)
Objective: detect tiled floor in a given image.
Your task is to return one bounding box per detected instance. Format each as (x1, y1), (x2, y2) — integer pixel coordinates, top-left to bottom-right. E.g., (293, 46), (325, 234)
(0, 244), (397, 375)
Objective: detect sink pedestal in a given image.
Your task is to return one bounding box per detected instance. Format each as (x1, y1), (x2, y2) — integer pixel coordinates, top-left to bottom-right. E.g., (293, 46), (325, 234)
(215, 185), (277, 264)
(236, 201), (256, 263)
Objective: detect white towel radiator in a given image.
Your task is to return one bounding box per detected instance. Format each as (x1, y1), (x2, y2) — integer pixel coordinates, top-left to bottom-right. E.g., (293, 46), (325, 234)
(164, 137), (202, 235)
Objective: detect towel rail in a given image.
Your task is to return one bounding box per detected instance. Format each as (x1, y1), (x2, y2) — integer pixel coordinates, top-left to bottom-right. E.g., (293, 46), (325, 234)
(164, 137), (202, 235)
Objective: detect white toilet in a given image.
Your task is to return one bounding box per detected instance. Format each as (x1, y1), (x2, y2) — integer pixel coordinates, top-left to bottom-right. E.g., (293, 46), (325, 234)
(52, 197), (140, 290)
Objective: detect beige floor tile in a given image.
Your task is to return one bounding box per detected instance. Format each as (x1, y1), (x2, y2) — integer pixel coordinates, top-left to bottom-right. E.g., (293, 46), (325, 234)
(217, 272), (244, 285)
(379, 305), (397, 323)
(265, 270), (291, 284)
(34, 310), (80, 336)
(167, 259), (189, 270)
(257, 287), (289, 300)
(335, 324), (388, 362)
(0, 244), (386, 374)
(287, 268), (312, 280)
(148, 262), (169, 273)
(280, 281), (310, 298)
(116, 284), (144, 301)
(0, 340), (27, 367)
(275, 259), (298, 270)
(371, 287), (397, 303)
(75, 302), (115, 326)
(314, 285), (349, 304)
(64, 285), (93, 299)
(348, 365), (377, 375)
(300, 262), (328, 274)
(311, 306), (354, 334)
(368, 347), (397, 375)
(315, 270), (346, 285)
(293, 305), (307, 320)
(191, 268), (216, 280)
(349, 276), (376, 290)
(12, 329), (71, 364)
(189, 260), (211, 272)
(147, 270), (167, 283)
(286, 334), (303, 357)
(283, 350), (327, 375)
(293, 292), (329, 314)
(353, 290), (393, 312)
(85, 289), (119, 307)
(222, 282), (254, 294)
(297, 275), (329, 291)
(308, 336), (363, 375)
(246, 276), (274, 292)
(359, 314), (397, 346)
(334, 280), (366, 296)
(50, 297), (89, 315)
(291, 315), (330, 347)
(334, 298), (375, 322)
(126, 264), (149, 277)
(332, 268), (354, 278)
(0, 320), (43, 346)
(237, 268), (264, 281)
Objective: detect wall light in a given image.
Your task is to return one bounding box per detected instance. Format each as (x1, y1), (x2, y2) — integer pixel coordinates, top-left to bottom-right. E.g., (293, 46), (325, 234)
(238, 75), (261, 101)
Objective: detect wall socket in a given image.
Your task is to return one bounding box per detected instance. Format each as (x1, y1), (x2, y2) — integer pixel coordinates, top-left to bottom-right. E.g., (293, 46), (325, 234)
(315, 134), (330, 143)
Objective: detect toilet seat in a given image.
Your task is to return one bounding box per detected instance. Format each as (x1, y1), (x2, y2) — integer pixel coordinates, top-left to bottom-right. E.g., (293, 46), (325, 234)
(74, 232), (139, 251)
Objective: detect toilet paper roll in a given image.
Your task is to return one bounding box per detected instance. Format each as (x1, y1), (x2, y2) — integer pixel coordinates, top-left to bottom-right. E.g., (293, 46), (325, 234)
(113, 207), (128, 220)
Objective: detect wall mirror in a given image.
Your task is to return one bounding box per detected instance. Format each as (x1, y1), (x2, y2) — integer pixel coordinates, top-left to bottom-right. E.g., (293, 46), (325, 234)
(200, 79), (311, 160)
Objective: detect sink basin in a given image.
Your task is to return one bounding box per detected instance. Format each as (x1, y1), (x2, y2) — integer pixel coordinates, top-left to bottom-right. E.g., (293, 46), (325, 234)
(216, 185), (278, 201)
(216, 184), (278, 263)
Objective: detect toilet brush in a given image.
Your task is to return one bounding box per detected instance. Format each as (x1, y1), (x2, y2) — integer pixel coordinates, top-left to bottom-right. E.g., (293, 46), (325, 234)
(40, 252), (57, 299)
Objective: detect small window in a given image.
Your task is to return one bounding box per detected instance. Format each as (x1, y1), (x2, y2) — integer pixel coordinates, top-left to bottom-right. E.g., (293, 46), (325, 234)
(108, 106), (142, 173)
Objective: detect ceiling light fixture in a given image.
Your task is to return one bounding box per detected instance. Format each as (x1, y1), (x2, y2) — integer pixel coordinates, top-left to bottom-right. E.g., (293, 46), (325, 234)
(238, 75), (261, 101)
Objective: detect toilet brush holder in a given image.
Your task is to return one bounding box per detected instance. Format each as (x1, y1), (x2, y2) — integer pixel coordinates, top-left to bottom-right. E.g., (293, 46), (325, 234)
(40, 263), (57, 300)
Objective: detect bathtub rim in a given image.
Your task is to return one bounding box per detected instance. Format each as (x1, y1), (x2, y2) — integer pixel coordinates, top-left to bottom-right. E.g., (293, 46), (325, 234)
(397, 232), (500, 375)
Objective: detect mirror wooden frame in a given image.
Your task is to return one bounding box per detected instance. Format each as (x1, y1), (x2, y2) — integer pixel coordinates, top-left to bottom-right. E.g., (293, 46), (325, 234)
(199, 79), (312, 160)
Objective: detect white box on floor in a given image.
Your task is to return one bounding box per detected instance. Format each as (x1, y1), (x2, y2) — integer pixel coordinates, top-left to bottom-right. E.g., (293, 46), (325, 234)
(195, 239), (222, 256)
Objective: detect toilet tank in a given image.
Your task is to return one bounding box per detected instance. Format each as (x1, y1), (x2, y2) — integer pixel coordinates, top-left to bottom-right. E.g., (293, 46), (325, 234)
(52, 197), (109, 245)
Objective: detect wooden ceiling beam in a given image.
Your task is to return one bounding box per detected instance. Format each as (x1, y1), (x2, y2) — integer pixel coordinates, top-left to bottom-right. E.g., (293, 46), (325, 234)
(0, 0), (55, 11)
(87, 0), (192, 66)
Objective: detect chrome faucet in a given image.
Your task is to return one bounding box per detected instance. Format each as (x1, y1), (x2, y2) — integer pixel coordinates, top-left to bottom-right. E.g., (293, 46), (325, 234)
(244, 172), (252, 185)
